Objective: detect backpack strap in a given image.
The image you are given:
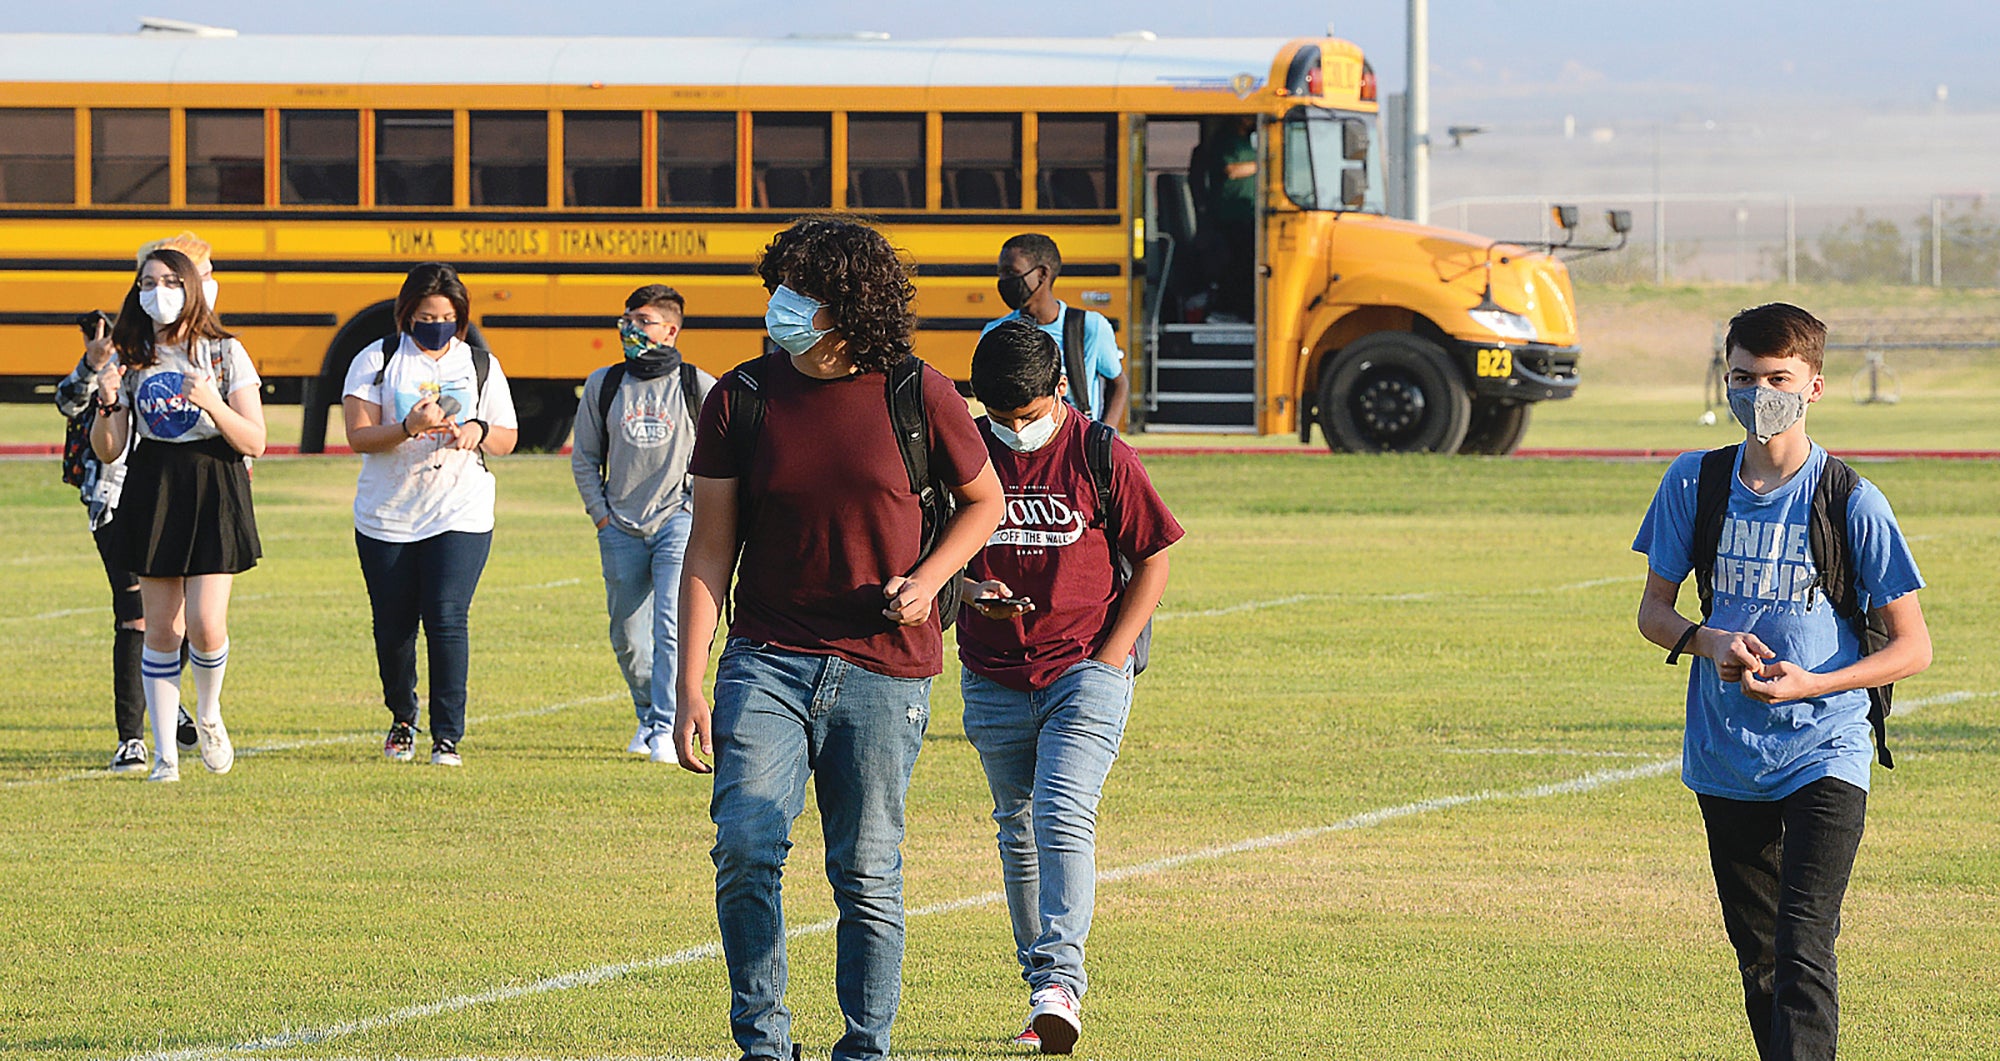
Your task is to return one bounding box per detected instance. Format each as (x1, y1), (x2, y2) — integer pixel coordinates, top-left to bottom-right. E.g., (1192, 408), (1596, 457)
(1084, 419), (1118, 541)
(1061, 306), (1093, 419)
(1806, 453), (1895, 768)
(372, 334), (396, 387)
(595, 362), (628, 477)
(726, 358), (767, 478)
(885, 355), (962, 629)
(469, 344), (491, 406)
(1690, 445), (1739, 620)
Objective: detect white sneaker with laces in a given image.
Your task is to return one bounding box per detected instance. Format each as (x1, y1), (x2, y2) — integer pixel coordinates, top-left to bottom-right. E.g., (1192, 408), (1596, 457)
(196, 717), (234, 774)
(1028, 983), (1081, 1054)
(627, 723), (652, 755)
(648, 729), (677, 764)
(147, 757), (180, 783)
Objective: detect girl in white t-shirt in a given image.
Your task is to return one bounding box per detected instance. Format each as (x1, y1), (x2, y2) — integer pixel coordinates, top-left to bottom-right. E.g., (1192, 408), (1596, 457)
(342, 262), (519, 767)
(90, 247), (266, 783)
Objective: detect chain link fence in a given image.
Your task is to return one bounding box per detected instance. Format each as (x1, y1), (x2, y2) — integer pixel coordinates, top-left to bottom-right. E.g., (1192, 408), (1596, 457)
(1431, 194), (2000, 288)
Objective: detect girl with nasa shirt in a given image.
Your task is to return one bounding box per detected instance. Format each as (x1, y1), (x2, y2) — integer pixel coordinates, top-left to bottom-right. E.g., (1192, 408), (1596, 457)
(89, 247), (267, 783)
(342, 263), (518, 767)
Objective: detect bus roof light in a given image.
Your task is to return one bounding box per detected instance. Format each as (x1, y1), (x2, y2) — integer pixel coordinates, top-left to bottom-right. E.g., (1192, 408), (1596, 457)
(1359, 62), (1377, 102)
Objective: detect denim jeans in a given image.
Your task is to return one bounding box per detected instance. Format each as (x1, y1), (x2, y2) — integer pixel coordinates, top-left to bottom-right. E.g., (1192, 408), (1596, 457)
(708, 639), (931, 1061)
(1698, 777), (1868, 1061)
(960, 659), (1134, 1000)
(596, 507), (692, 734)
(354, 530), (492, 744)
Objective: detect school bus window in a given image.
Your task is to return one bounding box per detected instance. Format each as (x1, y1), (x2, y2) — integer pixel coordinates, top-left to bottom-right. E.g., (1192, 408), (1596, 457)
(186, 109), (266, 205)
(657, 112), (736, 208)
(92, 109), (170, 205)
(470, 111), (549, 207)
(564, 111), (641, 208)
(1036, 114), (1115, 210)
(941, 114), (1020, 210)
(375, 110), (453, 207)
(846, 113), (924, 209)
(752, 113), (830, 209)
(0, 109), (75, 204)
(280, 110), (359, 206)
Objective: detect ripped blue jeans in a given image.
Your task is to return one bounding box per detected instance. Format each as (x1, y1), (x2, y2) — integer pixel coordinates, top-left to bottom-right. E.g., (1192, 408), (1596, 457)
(707, 638), (932, 1061)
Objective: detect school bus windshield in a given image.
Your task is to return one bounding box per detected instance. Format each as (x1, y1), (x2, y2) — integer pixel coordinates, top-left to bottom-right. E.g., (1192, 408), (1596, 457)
(1280, 107), (1386, 214)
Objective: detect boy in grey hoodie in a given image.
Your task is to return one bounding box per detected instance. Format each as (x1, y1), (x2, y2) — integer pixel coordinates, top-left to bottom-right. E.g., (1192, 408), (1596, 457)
(572, 285), (716, 761)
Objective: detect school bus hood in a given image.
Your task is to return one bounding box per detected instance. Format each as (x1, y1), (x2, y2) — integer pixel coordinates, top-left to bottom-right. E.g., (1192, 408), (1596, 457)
(1323, 213), (1580, 348)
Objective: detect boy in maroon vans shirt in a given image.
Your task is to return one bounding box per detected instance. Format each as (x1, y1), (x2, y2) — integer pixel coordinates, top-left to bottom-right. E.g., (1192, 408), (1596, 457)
(957, 320), (1183, 1054)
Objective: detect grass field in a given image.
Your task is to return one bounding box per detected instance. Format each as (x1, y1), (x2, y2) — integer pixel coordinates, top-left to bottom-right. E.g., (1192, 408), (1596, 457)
(3, 443), (1997, 1060)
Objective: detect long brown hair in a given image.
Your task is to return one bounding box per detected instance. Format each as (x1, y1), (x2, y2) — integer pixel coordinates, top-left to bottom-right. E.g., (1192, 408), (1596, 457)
(111, 248), (233, 371)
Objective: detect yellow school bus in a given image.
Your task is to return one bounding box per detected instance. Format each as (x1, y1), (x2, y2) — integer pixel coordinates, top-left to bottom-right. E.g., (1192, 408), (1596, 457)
(0, 29), (1579, 452)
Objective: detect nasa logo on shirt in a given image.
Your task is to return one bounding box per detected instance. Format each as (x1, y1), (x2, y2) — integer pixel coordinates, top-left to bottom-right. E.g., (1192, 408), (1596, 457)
(135, 372), (202, 439)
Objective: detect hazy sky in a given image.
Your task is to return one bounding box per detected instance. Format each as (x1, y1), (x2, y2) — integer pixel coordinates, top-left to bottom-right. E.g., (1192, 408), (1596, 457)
(11, 0), (1999, 121)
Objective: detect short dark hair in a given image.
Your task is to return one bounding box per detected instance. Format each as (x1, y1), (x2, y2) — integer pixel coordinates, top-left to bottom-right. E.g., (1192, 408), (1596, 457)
(756, 217), (916, 373)
(1000, 233), (1062, 279)
(971, 319), (1062, 411)
(626, 284), (685, 324)
(393, 262), (471, 341)
(1725, 302), (1827, 373)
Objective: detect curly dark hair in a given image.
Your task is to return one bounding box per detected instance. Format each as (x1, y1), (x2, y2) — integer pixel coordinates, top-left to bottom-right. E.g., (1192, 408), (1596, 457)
(756, 217), (916, 373)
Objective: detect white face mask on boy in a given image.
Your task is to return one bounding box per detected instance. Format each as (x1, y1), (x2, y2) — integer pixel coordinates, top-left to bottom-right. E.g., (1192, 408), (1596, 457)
(990, 409), (1061, 452)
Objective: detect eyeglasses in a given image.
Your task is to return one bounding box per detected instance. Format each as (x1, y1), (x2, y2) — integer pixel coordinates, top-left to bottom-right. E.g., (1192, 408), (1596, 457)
(136, 276), (185, 291)
(621, 314), (667, 328)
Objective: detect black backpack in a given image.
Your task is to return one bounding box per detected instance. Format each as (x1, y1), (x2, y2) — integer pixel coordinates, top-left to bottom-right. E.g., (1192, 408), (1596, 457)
(725, 354), (963, 629)
(1690, 444), (1896, 767)
(373, 335), (491, 405)
(594, 359), (703, 477)
(1060, 306), (1102, 420)
(1083, 420), (1151, 674)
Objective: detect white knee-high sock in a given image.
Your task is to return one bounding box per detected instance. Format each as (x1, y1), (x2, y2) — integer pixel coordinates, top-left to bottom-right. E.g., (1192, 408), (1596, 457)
(188, 640), (229, 727)
(142, 645), (184, 766)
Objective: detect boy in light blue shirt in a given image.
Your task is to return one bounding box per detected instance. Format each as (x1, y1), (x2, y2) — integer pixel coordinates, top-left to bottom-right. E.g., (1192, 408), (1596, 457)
(1632, 302), (1931, 1061)
(982, 233), (1128, 427)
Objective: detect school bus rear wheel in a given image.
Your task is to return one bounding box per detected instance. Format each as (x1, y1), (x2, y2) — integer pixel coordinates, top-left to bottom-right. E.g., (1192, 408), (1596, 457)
(1317, 332), (1472, 454)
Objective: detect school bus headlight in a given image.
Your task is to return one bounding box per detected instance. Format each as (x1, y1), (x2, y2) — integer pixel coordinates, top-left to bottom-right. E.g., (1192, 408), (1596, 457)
(1467, 307), (1538, 341)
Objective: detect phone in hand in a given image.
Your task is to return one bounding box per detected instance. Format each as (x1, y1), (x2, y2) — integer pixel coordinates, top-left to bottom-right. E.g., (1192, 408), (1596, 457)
(981, 595), (1033, 609)
(76, 310), (111, 340)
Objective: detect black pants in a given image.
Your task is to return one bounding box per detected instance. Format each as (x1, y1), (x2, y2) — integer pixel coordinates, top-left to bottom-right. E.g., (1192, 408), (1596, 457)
(1697, 777), (1868, 1061)
(354, 530), (492, 745)
(93, 521), (145, 743)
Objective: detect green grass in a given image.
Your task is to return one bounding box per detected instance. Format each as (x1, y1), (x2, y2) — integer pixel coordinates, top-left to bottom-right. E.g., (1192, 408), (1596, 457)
(3, 450), (1997, 1060)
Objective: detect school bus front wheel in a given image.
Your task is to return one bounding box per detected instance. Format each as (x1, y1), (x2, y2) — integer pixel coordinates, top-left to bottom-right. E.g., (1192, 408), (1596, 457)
(1316, 332), (1472, 454)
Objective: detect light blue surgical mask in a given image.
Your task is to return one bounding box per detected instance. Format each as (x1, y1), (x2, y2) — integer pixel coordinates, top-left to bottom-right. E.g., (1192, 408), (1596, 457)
(765, 285), (831, 356)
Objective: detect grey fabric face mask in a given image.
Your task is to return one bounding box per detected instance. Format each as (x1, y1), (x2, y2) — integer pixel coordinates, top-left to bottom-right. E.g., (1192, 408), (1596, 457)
(1727, 384), (1807, 443)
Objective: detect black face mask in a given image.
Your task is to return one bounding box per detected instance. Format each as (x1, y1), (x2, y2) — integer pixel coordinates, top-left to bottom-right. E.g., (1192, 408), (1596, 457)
(997, 267), (1042, 311)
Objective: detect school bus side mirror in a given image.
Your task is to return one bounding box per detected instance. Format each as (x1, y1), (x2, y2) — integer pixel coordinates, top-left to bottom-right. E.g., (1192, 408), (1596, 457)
(1341, 167), (1367, 209)
(1342, 119), (1369, 161)
(1551, 204), (1579, 230)
(1607, 209), (1633, 234)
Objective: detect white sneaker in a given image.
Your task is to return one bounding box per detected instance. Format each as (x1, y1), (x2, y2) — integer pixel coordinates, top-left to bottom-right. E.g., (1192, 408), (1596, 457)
(627, 723), (653, 755)
(147, 757), (180, 783)
(648, 729), (676, 764)
(1028, 984), (1081, 1054)
(196, 717), (234, 774)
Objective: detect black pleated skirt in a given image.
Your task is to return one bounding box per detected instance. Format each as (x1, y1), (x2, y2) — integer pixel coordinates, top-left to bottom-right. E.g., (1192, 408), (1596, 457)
(118, 435), (262, 576)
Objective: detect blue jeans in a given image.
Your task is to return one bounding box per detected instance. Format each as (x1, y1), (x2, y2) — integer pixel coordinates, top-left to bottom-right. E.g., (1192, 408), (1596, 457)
(960, 659), (1134, 999)
(1698, 777), (1868, 1061)
(709, 640), (931, 1061)
(596, 508), (692, 734)
(354, 530), (492, 744)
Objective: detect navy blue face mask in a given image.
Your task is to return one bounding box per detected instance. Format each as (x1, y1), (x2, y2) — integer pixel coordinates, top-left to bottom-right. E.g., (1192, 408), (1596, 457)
(410, 320), (457, 352)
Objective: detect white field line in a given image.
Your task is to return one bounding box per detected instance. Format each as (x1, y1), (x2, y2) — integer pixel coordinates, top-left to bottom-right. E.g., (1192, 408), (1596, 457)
(2, 576), (584, 625)
(2, 693), (624, 789)
(128, 756), (1680, 1061)
(1442, 747), (1663, 758)
(1154, 576), (1635, 621)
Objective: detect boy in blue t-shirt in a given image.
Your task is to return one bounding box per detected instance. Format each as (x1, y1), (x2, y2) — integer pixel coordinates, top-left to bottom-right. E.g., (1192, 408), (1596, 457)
(982, 233), (1128, 428)
(1632, 302), (1931, 1061)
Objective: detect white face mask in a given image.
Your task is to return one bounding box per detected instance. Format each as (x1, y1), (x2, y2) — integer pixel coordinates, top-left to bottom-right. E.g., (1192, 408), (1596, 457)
(990, 411), (1060, 453)
(139, 286), (184, 325)
(202, 277), (219, 311)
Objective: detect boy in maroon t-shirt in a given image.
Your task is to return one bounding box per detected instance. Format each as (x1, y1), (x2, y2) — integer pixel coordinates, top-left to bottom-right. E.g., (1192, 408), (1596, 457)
(673, 219), (1004, 1061)
(957, 320), (1183, 1054)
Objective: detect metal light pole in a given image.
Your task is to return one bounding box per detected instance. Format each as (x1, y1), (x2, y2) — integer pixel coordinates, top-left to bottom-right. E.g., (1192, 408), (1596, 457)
(1405, 0), (1428, 224)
